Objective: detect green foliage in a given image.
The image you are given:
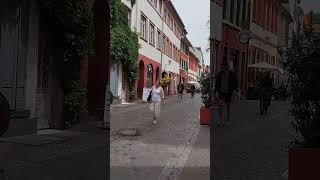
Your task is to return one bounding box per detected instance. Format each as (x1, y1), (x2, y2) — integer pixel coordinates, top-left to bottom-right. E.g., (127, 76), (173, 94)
(199, 72), (212, 107)
(159, 74), (172, 88)
(282, 32), (320, 146)
(64, 80), (87, 117)
(39, 0), (94, 62)
(111, 0), (139, 99)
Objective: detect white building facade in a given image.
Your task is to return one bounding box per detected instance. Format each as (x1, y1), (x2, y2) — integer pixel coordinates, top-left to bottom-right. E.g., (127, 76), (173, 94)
(111, 0), (187, 102)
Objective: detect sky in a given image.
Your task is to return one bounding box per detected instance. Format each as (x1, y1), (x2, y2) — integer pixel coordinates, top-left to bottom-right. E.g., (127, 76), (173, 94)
(170, 0), (320, 66)
(301, 0), (320, 13)
(171, 0), (210, 65)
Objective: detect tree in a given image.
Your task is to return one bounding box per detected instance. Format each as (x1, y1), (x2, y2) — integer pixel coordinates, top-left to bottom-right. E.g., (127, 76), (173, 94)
(283, 32), (320, 146)
(111, 0), (140, 100)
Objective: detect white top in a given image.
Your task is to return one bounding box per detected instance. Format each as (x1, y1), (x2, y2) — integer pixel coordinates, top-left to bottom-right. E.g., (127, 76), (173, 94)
(151, 86), (164, 102)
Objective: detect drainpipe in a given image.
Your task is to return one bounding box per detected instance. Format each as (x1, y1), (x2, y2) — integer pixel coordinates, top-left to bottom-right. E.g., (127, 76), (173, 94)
(160, 9), (164, 80)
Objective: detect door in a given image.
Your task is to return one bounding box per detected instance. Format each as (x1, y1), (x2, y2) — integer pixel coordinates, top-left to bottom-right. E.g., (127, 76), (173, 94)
(0, 0), (21, 109)
(35, 32), (51, 129)
(121, 68), (127, 103)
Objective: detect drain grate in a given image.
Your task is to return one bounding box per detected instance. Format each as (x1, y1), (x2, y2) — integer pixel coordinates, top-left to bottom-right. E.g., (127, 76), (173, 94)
(117, 128), (140, 136)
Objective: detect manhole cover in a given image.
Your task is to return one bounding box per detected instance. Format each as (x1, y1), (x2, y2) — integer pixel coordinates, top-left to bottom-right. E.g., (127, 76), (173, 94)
(118, 129), (138, 136)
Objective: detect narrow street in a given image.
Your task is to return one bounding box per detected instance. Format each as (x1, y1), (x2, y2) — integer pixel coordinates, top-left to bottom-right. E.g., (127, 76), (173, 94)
(110, 94), (209, 180)
(111, 96), (293, 180)
(212, 100), (294, 180)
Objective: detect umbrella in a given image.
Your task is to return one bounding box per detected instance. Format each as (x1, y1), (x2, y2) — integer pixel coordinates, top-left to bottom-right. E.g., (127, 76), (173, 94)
(248, 62), (278, 70)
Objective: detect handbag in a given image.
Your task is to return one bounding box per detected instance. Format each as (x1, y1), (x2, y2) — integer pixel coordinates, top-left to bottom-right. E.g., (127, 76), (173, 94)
(147, 90), (152, 102)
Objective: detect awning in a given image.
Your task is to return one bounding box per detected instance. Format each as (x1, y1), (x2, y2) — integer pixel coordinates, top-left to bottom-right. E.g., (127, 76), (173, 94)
(248, 62), (285, 74)
(248, 62), (278, 70)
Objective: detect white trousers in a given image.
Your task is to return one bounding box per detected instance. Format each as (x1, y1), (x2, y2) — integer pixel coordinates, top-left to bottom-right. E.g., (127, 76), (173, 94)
(150, 102), (161, 119)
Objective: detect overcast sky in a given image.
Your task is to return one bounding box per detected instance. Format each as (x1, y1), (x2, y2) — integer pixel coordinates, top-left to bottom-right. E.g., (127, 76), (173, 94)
(170, 1), (320, 66)
(171, 0), (210, 65)
(301, 0), (320, 13)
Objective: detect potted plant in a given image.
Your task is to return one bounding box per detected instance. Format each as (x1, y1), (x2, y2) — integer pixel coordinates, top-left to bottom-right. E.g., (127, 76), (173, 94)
(199, 72), (212, 125)
(64, 80), (88, 127)
(159, 74), (172, 95)
(283, 32), (320, 180)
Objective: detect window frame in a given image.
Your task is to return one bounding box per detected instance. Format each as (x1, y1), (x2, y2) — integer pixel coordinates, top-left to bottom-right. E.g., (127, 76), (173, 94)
(149, 21), (155, 46)
(140, 13), (148, 41)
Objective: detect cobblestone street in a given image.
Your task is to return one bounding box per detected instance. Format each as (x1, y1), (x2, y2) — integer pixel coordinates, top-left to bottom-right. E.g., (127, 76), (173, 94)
(212, 100), (294, 180)
(110, 94), (207, 180)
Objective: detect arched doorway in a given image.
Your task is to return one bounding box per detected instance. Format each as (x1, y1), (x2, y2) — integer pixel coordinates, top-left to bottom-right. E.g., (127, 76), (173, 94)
(137, 61), (145, 98)
(146, 64), (153, 88)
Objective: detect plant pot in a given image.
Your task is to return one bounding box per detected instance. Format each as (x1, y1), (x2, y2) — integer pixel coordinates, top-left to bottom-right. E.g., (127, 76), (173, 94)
(289, 146), (320, 180)
(200, 107), (211, 125)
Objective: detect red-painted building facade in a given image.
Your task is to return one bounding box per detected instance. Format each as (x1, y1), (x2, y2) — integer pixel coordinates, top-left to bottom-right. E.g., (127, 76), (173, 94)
(214, 0), (251, 94)
(188, 49), (199, 82)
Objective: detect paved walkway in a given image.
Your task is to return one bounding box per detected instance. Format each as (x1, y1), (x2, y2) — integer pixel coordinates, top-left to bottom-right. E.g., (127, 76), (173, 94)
(212, 100), (294, 180)
(110, 93), (207, 180)
(177, 125), (210, 180)
(0, 124), (108, 180)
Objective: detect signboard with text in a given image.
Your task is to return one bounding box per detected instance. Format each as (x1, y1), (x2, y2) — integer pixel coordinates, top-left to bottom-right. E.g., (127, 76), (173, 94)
(142, 88), (152, 101)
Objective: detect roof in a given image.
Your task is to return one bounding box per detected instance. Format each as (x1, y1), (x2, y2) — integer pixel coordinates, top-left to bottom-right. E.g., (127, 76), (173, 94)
(183, 37), (193, 47)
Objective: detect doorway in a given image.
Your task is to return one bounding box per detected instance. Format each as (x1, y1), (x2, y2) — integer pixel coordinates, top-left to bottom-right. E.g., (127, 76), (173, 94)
(137, 61), (145, 98)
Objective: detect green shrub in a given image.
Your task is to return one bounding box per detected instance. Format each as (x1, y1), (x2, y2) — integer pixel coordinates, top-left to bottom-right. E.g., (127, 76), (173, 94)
(283, 32), (320, 146)
(199, 72), (212, 108)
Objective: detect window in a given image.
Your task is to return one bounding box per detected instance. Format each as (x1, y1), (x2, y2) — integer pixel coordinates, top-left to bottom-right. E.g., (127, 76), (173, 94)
(164, 8), (167, 21)
(149, 22), (155, 46)
(236, 0), (241, 26)
(173, 23), (176, 33)
(170, 42), (172, 58)
(230, 0), (235, 23)
(157, 30), (161, 50)
(159, 0), (163, 14)
(223, 0), (227, 19)
(128, 10), (132, 26)
(140, 13), (147, 40)
(241, 0), (247, 26)
(163, 35), (166, 53)
(154, 0), (157, 9)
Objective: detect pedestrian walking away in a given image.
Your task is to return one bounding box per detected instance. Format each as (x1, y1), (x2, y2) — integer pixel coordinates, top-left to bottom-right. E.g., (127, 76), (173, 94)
(258, 71), (273, 115)
(149, 81), (165, 124)
(191, 84), (196, 98)
(214, 63), (237, 126)
(177, 81), (185, 100)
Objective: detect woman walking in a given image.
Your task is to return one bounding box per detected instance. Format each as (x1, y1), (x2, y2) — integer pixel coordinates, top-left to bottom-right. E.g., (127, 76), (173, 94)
(150, 81), (165, 124)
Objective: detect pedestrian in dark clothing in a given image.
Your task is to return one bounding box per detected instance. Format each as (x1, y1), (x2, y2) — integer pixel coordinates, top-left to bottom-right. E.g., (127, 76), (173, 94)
(191, 84), (196, 98)
(258, 71), (273, 114)
(177, 82), (185, 100)
(214, 63), (237, 126)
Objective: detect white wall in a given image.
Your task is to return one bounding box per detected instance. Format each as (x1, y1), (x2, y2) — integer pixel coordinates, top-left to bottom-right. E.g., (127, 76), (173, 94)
(131, 0), (181, 66)
(162, 54), (179, 74)
(163, 21), (181, 48)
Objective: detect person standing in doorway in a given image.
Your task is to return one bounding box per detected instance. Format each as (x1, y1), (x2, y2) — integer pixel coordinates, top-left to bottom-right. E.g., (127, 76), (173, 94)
(177, 81), (185, 100)
(150, 81), (165, 124)
(214, 63), (237, 126)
